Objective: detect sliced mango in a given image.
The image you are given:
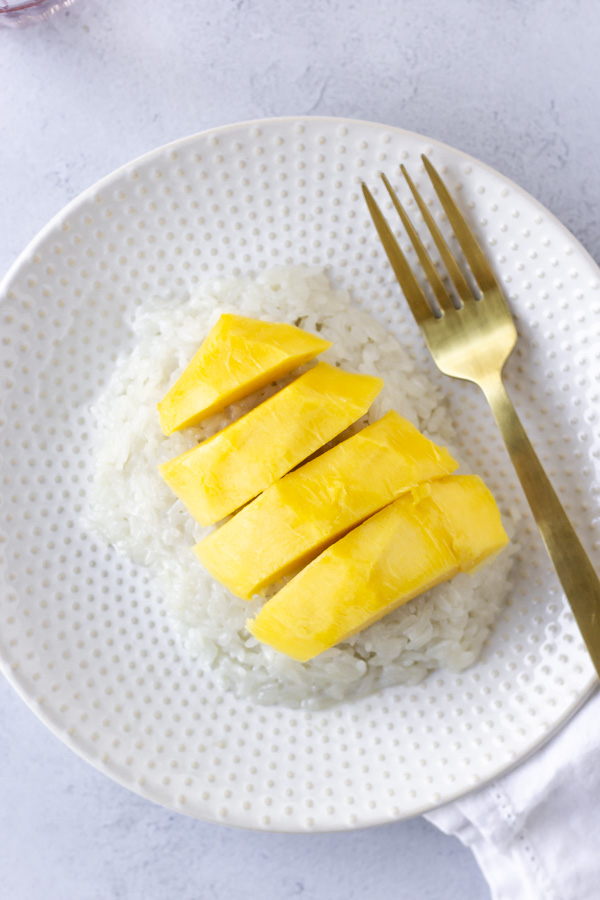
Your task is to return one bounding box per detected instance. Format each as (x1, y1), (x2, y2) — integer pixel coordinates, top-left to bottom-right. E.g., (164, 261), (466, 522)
(158, 314), (331, 435)
(159, 361), (383, 526)
(195, 411), (459, 599)
(247, 475), (509, 661)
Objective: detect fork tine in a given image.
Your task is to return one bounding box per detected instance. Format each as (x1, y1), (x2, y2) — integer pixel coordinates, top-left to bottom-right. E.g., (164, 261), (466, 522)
(361, 182), (433, 326)
(421, 155), (499, 293)
(399, 165), (474, 307)
(380, 173), (454, 313)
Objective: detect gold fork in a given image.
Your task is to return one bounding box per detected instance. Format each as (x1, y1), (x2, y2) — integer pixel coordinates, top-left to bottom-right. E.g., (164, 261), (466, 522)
(363, 156), (600, 676)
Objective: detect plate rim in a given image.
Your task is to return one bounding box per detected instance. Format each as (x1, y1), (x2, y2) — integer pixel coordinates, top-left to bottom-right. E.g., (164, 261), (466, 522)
(1, 114), (598, 831)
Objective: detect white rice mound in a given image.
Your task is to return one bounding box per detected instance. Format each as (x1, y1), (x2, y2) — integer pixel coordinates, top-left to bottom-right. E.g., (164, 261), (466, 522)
(87, 266), (518, 709)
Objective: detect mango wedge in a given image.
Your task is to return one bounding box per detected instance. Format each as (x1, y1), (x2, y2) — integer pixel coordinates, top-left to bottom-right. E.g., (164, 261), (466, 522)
(158, 314), (331, 435)
(247, 475), (509, 661)
(159, 362), (383, 526)
(196, 411), (458, 598)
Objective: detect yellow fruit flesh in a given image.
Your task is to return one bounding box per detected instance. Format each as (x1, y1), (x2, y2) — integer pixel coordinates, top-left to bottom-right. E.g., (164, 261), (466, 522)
(196, 411), (459, 599)
(414, 477), (510, 573)
(247, 475), (509, 661)
(159, 361), (383, 526)
(157, 314), (331, 435)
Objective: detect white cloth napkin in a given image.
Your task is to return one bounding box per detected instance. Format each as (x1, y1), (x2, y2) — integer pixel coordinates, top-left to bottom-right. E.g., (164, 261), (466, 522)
(425, 686), (600, 900)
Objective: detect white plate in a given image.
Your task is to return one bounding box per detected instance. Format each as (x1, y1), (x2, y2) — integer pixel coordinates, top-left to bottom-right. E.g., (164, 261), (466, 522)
(1, 117), (598, 831)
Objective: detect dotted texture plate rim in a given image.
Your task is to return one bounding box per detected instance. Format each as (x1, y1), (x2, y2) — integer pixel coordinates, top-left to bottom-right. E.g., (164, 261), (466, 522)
(0, 116), (598, 831)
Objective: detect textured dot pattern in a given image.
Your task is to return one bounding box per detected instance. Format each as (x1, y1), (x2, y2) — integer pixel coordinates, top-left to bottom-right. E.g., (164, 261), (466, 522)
(0, 118), (598, 831)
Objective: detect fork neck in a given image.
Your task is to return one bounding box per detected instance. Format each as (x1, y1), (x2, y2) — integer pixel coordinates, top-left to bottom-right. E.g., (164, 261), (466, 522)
(477, 370), (508, 409)
(477, 370), (536, 473)
(476, 370), (529, 456)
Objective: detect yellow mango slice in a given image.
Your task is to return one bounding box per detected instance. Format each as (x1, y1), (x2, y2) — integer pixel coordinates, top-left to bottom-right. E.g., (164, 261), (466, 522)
(247, 475), (509, 661)
(159, 362), (383, 526)
(196, 411), (458, 598)
(413, 477), (509, 573)
(158, 314), (332, 435)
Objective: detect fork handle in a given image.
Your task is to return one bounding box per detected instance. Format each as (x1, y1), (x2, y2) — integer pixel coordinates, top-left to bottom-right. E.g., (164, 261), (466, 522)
(479, 372), (600, 674)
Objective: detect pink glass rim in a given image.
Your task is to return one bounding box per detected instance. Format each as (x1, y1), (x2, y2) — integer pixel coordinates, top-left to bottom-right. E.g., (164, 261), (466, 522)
(0, 0), (55, 12)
